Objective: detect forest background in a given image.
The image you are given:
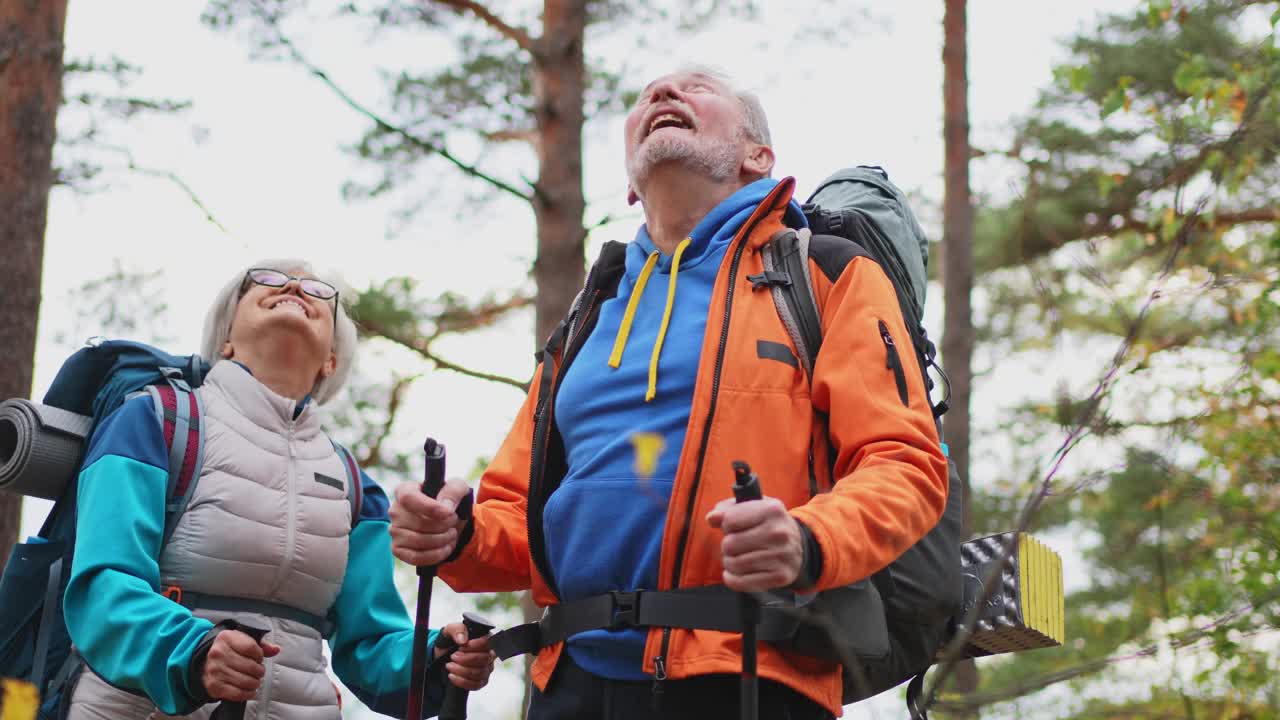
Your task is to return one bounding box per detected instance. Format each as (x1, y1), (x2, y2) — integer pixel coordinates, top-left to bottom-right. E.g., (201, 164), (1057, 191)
(1, 1), (1277, 718)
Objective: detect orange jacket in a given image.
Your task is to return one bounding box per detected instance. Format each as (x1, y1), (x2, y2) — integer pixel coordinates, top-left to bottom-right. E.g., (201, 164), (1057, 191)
(439, 178), (948, 715)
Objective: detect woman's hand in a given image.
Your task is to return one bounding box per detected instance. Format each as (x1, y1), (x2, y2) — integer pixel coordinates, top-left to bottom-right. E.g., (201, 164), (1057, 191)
(434, 621), (496, 692)
(202, 630), (282, 702)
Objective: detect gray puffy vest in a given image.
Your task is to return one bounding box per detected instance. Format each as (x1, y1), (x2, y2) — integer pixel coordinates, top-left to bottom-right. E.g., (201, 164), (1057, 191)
(68, 361), (354, 720)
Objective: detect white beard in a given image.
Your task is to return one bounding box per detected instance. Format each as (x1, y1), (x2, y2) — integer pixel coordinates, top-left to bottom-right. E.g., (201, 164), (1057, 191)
(627, 130), (741, 191)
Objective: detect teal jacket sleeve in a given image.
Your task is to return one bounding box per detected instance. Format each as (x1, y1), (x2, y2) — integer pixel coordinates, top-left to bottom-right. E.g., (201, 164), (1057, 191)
(328, 469), (446, 718)
(63, 396), (214, 715)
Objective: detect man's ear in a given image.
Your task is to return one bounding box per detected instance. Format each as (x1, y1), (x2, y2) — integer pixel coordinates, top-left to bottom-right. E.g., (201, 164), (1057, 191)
(741, 144), (775, 180)
(627, 186), (640, 206)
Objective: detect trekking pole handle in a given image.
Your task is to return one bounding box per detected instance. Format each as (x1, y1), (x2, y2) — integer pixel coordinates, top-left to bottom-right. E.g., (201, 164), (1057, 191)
(422, 438), (446, 500)
(209, 623), (270, 720)
(437, 612), (496, 720)
(730, 461), (760, 720)
(732, 461), (762, 503)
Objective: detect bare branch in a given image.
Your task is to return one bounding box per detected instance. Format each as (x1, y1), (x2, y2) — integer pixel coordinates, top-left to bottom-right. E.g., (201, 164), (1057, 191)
(246, 0), (533, 204)
(426, 0), (538, 55)
(920, 198), (1210, 714)
(934, 590), (1280, 712)
(358, 373), (420, 468)
(94, 142), (228, 233)
(359, 315), (530, 392)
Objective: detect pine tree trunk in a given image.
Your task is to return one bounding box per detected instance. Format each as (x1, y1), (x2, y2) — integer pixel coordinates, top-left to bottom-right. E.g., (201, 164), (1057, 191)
(0, 0), (68, 571)
(531, 0), (587, 347)
(520, 1), (588, 710)
(941, 0), (978, 702)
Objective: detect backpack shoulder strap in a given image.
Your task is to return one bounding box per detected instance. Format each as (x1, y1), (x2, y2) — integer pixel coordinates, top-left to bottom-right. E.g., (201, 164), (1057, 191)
(761, 228), (874, 378)
(144, 375), (206, 548)
(330, 440), (363, 529)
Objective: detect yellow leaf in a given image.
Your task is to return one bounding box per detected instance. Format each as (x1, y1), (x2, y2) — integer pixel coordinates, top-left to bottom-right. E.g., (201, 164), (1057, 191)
(630, 432), (665, 478)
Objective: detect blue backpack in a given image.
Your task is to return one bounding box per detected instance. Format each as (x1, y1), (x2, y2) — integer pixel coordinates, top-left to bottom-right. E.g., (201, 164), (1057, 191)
(0, 340), (362, 718)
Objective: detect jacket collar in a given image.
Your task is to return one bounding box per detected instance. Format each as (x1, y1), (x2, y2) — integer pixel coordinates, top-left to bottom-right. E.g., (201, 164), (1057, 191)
(736, 176), (802, 251)
(204, 360), (323, 439)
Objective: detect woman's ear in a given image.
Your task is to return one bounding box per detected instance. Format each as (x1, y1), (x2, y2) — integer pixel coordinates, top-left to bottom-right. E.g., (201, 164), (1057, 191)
(318, 351), (337, 380)
(221, 341), (235, 359)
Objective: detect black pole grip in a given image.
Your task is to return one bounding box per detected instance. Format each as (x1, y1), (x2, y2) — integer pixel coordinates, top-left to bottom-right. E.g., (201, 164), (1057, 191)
(732, 460), (762, 503)
(209, 623), (270, 720)
(438, 612), (496, 720)
(730, 461), (760, 720)
(422, 438), (446, 499)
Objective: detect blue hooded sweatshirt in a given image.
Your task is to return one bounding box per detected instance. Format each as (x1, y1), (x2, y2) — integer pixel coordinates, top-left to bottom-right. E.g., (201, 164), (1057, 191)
(546, 179), (806, 680)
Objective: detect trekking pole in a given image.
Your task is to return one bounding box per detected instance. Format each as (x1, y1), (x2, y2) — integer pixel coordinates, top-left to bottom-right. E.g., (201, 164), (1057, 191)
(437, 611), (496, 720)
(209, 622), (270, 720)
(730, 461), (762, 720)
(405, 438), (448, 720)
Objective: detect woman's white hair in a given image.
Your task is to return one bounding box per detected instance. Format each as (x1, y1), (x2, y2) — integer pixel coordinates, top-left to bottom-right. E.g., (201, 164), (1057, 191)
(200, 259), (358, 404)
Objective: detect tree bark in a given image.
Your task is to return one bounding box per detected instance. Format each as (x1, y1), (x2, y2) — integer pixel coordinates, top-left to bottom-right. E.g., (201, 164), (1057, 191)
(530, 0), (587, 348)
(518, 1), (588, 707)
(0, 0), (67, 571)
(941, 0), (977, 701)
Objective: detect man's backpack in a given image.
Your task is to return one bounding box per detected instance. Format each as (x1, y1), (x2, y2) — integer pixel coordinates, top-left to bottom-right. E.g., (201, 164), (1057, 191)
(748, 166), (964, 706)
(0, 340), (362, 719)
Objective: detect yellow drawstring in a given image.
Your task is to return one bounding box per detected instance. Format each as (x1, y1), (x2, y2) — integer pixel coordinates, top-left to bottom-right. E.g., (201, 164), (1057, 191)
(607, 238), (692, 402)
(608, 251), (660, 368)
(646, 238), (692, 402)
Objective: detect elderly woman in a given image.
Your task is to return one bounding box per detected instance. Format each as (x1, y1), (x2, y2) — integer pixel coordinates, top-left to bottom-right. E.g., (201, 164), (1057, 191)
(62, 260), (492, 719)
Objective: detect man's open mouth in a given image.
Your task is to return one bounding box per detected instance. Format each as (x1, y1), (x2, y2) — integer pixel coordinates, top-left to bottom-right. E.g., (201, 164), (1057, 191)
(646, 110), (692, 137)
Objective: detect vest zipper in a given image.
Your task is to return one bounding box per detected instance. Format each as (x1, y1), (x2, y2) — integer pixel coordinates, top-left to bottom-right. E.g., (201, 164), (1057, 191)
(879, 320), (909, 406)
(271, 421), (301, 597)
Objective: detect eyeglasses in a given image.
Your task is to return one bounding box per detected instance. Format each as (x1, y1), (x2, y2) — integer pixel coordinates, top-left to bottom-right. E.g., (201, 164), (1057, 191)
(244, 268), (339, 302)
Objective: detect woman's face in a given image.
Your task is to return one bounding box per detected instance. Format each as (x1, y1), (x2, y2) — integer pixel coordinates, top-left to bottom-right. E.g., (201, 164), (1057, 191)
(224, 268), (337, 379)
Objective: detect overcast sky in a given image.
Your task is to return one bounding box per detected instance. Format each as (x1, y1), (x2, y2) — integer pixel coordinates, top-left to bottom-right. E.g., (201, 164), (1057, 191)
(25, 2), (1132, 717)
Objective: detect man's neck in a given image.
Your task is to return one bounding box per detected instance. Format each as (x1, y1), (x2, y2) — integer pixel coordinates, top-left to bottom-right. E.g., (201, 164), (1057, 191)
(639, 167), (745, 255)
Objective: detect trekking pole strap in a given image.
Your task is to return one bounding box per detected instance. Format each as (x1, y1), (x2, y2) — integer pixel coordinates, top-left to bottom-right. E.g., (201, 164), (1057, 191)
(489, 586), (798, 661)
(172, 590), (333, 637)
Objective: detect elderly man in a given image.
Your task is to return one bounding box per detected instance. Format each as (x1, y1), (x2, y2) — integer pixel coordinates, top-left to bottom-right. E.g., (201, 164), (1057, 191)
(390, 66), (948, 719)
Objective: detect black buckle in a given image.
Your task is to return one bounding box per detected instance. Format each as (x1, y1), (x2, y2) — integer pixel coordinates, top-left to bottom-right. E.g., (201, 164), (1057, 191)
(609, 590), (640, 629)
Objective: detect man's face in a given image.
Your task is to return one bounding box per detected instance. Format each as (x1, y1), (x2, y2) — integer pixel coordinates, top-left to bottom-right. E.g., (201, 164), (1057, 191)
(624, 70), (748, 195)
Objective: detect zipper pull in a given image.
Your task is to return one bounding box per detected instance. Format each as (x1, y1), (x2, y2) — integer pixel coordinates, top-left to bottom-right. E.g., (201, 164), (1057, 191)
(879, 320), (910, 407)
(651, 654), (667, 710)
(879, 321), (898, 369)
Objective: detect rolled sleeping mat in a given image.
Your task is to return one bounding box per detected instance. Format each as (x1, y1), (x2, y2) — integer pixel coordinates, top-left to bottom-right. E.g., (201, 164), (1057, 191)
(955, 532), (1065, 658)
(0, 399), (93, 501)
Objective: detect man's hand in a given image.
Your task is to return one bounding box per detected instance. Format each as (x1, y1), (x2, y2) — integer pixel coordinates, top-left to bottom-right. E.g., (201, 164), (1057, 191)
(434, 622), (496, 692)
(201, 630), (282, 702)
(706, 496), (804, 592)
(390, 479), (471, 567)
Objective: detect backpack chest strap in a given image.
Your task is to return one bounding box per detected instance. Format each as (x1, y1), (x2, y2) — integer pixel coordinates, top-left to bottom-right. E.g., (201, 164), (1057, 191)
(166, 588), (334, 637)
(488, 586), (809, 661)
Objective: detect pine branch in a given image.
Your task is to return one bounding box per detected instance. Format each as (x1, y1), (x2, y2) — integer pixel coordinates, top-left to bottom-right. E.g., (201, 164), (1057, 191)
(246, 0), (533, 203)
(425, 0), (538, 55)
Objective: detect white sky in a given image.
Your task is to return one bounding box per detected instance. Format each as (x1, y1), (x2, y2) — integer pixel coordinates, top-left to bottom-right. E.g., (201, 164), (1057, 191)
(22, 1), (1136, 717)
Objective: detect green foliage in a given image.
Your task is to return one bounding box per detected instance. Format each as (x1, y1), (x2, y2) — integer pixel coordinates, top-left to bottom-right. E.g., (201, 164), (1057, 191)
(965, 1), (1280, 715)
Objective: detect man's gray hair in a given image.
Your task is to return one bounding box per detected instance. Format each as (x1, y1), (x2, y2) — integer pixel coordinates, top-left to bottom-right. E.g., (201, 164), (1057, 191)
(200, 258), (358, 404)
(676, 64), (772, 147)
